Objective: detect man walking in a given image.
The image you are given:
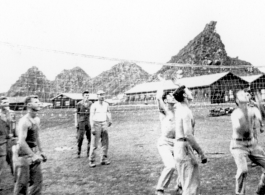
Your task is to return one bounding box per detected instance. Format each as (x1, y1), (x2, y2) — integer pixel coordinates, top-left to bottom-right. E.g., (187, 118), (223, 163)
(14, 95), (47, 195)
(155, 74), (181, 195)
(75, 90), (93, 158)
(173, 86), (207, 195)
(230, 90), (265, 195)
(89, 90), (112, 168)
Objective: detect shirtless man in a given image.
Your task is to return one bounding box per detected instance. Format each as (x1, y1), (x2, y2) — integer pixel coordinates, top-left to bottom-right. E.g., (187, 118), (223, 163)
(89, 90), (112, 168)
(173, 85), (207, 195)
(0, 96), (16, 190)
(155, 74), (181, 195)
(230, 90), (265, 195)
(14, 95), (47, 195)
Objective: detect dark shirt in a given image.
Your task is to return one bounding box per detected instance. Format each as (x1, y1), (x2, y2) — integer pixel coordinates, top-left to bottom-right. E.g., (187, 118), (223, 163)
(76, 100), (93, 122)
(0, 119), (8, 156)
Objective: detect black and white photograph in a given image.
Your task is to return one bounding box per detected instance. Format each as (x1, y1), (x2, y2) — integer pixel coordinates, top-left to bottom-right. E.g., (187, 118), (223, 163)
(1, 1), (265, 194)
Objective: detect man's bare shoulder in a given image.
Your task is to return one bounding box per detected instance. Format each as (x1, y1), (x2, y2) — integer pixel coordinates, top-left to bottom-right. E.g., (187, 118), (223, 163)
(18, 115), (31, 126)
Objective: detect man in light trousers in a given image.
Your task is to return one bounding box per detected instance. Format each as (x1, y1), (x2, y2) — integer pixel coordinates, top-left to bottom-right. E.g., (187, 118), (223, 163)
(89, 90), (112, 168)
(155, 74), (181, 195)
(173, 86), (207, 195)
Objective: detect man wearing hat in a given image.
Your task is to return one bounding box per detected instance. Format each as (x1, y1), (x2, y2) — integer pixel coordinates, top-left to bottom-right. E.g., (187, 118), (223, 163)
(89, 90), (112, 167)
(75, 90), (93, 158)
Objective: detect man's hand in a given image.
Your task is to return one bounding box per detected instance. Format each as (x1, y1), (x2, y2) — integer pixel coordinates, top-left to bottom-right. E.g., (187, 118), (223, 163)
(40, 153), (47, 162)
(157, 74), (165, 82)
(200, 153), (208, 164)
(261, 127), (265, 133)
(91, 128), (96, 135)
(108, 121), (112, 127)
(31, 154), (43, 164)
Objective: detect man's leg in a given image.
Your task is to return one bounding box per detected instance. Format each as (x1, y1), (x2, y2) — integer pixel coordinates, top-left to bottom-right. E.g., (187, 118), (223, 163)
(85, 122), (91, 157)
(28, 163), (43, 195)
(156, 141), (176, 194)
(0, 156), (6, 190)
(77, 122), (85, 157)
(174, 141), (199, 195)
(249, 143), (265, 194)
(101, 122), (110, 165)
(230, 141), (249, 195)
(13, 157), (30, 195)
(89, 122), (101, 167)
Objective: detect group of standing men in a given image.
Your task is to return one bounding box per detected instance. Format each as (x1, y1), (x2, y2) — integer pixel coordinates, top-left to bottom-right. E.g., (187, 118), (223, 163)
(155, 74), (265, 195)
(75, 90), (112, 168)
(0, 95), (47, 194)
(0, 89), (112, 194)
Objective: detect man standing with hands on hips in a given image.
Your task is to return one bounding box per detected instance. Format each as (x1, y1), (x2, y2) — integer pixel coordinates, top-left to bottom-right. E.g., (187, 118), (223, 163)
(89, 90), (112, 168)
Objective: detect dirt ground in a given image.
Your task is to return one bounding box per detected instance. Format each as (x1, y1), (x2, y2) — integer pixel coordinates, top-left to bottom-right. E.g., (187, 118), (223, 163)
(1, 107), (265, 195)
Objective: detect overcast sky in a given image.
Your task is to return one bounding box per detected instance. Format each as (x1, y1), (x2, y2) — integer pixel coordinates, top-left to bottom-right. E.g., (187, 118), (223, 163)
(0, 0), (265, 93)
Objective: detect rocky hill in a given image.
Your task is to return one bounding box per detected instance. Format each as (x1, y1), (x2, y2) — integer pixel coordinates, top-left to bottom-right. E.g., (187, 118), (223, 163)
(6, 62), (150, 99)
(150, 21), (261, 81)
(51, 66), (91, 94)
(7, 66), (52, 101)
(89, 62), (150, 96)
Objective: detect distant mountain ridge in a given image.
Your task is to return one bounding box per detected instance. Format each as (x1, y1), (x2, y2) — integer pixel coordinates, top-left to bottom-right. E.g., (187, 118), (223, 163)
(6, 62), (150, 100)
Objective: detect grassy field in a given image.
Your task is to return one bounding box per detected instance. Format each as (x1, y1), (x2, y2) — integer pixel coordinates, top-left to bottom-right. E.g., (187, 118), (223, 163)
(2, 106), (265, 195)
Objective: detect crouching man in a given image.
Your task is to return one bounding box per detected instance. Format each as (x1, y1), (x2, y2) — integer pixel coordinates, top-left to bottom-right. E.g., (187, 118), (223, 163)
(13, 95), (47, 195)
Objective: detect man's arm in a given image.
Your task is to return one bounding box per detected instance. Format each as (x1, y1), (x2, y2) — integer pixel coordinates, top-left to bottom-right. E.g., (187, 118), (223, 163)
(183, 112), (207, 163)
(90, 103), (95, 130)
(35, 118), (43, 153)
(106, 103), (112, 127)
(253, 107), (264, 133)
(75, 103), (80, 128)
(156, 74), (166, 114)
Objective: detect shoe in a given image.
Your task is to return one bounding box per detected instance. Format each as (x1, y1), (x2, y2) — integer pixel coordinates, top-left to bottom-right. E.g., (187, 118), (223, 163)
(101, 160), (111, 165)
(77, 152), (81, 158)
(89, 162), (96, 168)
(156, 190), (164, 195)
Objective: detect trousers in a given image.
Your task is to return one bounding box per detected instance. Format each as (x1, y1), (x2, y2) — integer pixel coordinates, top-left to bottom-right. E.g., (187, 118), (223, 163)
(174, 140), (200, 195)
(0, 155), (6, 188)
(89, 121), (109, 162)
(230, 138), (265, 195)
(77, 120), (91, 156)
(13, 146), (43, 195)
(156, 137), (179, 191)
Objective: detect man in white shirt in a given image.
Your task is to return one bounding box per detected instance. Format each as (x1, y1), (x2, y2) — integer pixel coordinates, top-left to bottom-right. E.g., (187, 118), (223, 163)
(89, 90), (112, 168)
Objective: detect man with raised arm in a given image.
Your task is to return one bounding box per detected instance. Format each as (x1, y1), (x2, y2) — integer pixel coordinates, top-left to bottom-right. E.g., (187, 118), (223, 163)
(155, 74), (181, 195)
(75, 90), (93, 158)
(230, 90), (265, 195)
(173, 85), (207, 195)
(89, 90), (112, 168)
(14, 95), (47, 195)
(0, 96), (16, 191)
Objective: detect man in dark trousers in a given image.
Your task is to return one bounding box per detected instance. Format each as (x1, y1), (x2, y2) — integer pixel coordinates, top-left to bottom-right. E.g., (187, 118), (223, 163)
(75, 90), (93, 158)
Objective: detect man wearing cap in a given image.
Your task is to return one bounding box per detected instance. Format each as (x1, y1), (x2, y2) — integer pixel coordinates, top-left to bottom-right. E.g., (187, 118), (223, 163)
(0, 96), (16, 191)
(89, 90), (112, 168)
(75, 90), (93, 158)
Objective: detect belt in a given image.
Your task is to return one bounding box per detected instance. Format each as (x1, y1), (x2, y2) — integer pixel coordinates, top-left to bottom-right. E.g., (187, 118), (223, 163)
(234, 137), (253, 141)
(176, 137), (187, 142)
